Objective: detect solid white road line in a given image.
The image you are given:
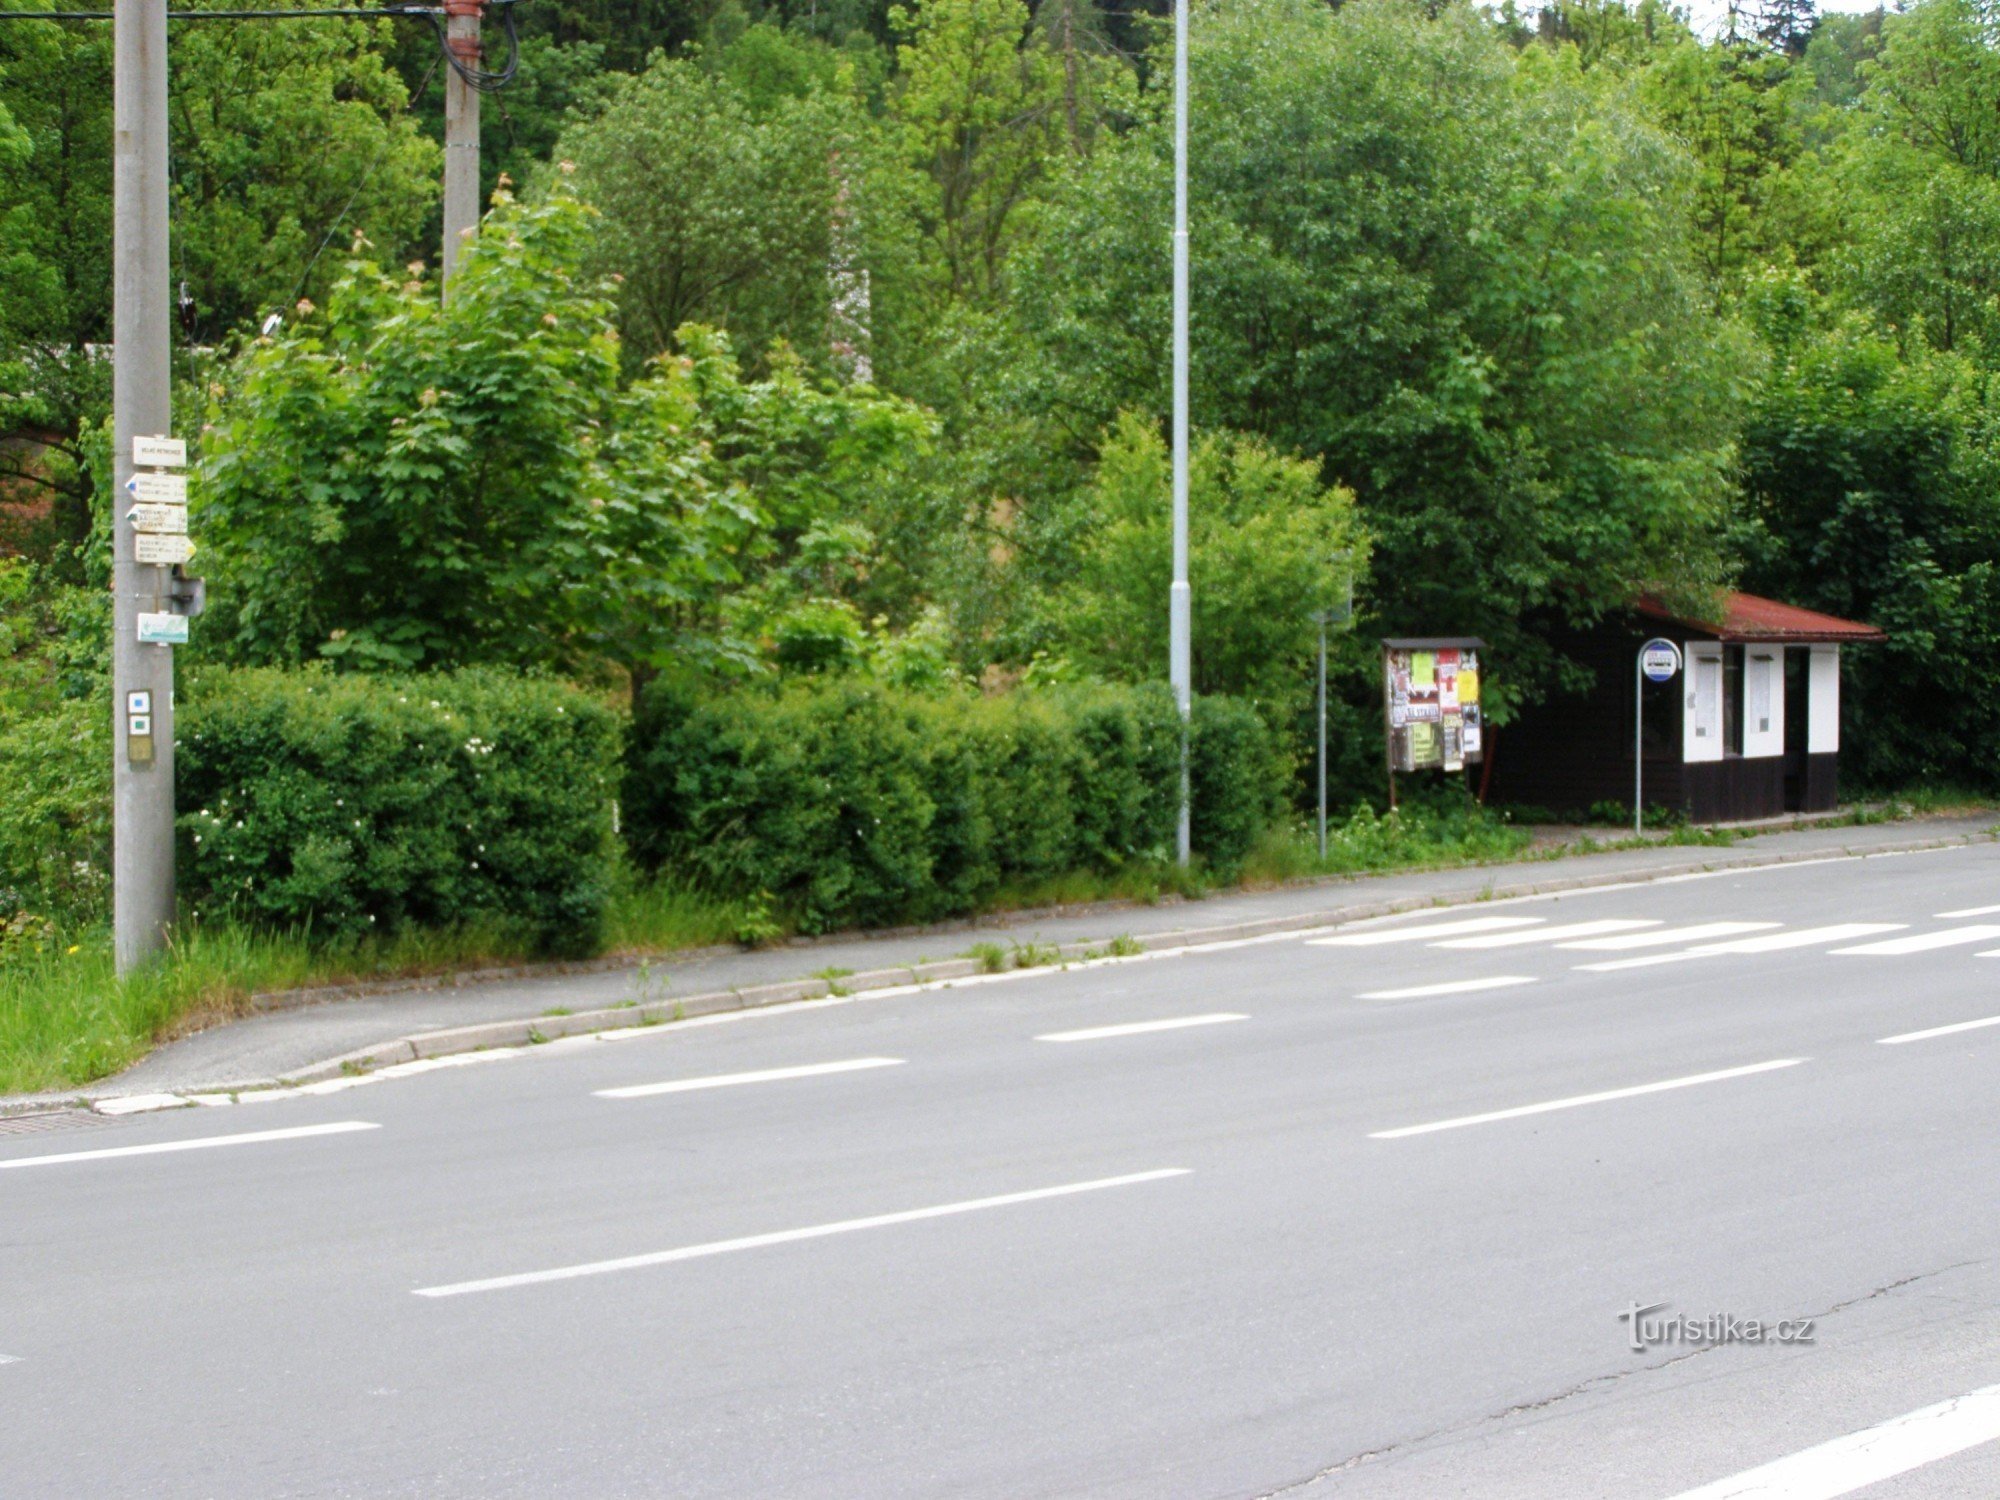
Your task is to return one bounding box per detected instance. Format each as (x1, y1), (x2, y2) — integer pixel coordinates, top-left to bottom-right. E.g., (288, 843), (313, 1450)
(0, 1120), (379, 1171)
(1036, 1014), (1247, 1042)
(414, 1168), (1193, 1298)
(1432, 919), (1659, 949)
(1832, 925), (2000, 956)
(1357, 976), (1537, 1001)
(1560, 921), (1780, 951)
(1661, 1382), (2000, 1500)
(1578, 925), (1906, 972)
(594, 1057), (904, 1099)
(1369, 1059), (1805, 1139)
(1937, 904), (2000, 919)
(1309, 917), (1544, 947)
(1879, 1014), (2000, 1046)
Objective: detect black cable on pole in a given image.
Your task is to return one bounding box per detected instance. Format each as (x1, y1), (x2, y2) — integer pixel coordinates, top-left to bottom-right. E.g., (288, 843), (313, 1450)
(0, 6), (434, 17)
(0, 6), (422, 17)
(420, 0), (516, 92)
(0, 1), (524, 22)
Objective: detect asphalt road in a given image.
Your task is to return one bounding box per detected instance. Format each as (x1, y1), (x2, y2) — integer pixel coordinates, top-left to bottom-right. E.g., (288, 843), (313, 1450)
(6, 841), (2000, 1498)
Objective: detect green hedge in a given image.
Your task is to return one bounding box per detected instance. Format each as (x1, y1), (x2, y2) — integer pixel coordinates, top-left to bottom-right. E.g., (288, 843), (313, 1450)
(177, 668), (621, 954)
(625, 679), (1277, 932)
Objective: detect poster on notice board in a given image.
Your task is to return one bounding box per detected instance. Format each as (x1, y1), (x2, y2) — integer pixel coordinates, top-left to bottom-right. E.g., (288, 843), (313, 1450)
(1385, 643), (1485, 773)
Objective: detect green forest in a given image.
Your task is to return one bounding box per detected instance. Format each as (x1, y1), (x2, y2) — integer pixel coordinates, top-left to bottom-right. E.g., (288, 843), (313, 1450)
(5, 0), (2000, 979)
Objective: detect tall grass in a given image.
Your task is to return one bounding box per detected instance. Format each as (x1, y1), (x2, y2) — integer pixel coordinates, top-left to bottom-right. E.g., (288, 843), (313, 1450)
(0, 874), (760, 1095)
(0, 799), (1750, 1096)
(1242, 801), (1535, 883)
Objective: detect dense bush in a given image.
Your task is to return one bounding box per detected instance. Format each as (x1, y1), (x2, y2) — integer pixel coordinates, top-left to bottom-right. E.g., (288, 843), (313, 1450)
(176, 668), (621, 953)
(626, 679), (1276, 932)
(0, 560), (110, 939)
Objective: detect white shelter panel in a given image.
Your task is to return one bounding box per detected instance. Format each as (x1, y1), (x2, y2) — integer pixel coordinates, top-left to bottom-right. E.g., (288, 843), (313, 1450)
(1808, 645), (1840, 753)
(1685, 643), (1723, 763)
(1743, 649), (1783, 759)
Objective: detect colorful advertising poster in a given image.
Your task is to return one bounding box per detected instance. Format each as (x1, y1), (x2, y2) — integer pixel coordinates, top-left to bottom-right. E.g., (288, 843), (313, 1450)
(1385, 644), (1485, 773)
(1404, 651), (1441, 723)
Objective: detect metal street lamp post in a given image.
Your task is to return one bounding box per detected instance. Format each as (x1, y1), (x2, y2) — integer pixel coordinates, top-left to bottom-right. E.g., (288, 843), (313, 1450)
(1170, 0), (1192, 866)
(1316, 557), (1356, 862)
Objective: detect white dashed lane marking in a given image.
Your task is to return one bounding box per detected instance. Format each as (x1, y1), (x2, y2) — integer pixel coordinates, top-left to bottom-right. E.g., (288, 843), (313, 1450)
(595, 1058), (904, 1099)
(0, 1121), (380, 1172)
(1577, 925), (1906, 972)
(1369, 1059), (1806, 1140)
(414, 1169), (1194, 1298)
(1431, 919), (1659, 949)
(1831, 925), (2000, 956)
(1879, 1014), (2000, 1046)
(1357, 977), (1536, 1002)
(1661, 1381), (2000, 1500)
(1559, 921), (1779, 951)
(1036, 1014), (1247, 1043)
(1310, 917), (1543, 947)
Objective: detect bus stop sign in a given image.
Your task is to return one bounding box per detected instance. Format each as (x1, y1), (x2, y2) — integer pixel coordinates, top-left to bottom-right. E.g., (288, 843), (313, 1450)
(1641, 638), (1682, 684)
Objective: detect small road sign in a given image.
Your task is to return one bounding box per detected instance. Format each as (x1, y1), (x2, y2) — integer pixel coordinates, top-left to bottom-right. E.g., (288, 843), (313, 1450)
(127, 504), (187, 535)
(1641, 638), (1683, 683)
(132, 435), (187, 468)
(134, 534), (195, 566)
(126, 472), (188, 504)
(136, 612), (190, 645)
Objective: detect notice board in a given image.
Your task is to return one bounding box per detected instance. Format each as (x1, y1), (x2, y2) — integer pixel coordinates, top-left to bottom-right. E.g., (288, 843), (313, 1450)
(1384, 638), (1487, 776)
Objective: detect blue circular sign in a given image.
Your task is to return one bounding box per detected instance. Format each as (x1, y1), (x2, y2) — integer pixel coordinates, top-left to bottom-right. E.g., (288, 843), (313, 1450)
(1640, 638), (1682, 683)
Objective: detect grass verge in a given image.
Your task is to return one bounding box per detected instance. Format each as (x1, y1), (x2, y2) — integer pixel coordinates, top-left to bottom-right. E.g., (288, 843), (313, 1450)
(4, 794), (1984, 1097)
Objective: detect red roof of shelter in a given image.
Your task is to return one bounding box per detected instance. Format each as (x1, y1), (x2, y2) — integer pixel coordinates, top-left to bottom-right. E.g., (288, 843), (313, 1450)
(1634, 590), (1885, 644)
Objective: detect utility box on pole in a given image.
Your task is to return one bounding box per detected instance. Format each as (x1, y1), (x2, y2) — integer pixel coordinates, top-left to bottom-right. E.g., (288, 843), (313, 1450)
(111, 0), (177, 973)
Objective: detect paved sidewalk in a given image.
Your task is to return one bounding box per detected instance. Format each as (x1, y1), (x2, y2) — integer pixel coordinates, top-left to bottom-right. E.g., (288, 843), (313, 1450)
(25, 812), (1995, 1104)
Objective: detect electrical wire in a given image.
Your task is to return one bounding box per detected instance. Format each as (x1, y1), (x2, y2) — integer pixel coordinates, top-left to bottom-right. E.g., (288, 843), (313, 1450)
(420, 0), (517, 92)
(0, 0), (524, 31)
(0, 6), (437, 17)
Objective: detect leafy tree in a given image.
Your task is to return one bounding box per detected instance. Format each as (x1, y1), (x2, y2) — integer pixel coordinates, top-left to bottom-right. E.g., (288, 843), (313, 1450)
(1799, 8), (1881, 112)
(1755, 0), (1818, 58)
(1641, 25), (1808, 294)
(886, 0), (1118, 314)
(1, 11), (436, 561)
(0, 15), (114, 550)
(1010, 0), (1753, 703)
(198, 182), (930, 684)
(1052, 413), (1368, 707)
(1511, 0), (1692, 72)
(166, 11), (438, 340)
(1739, 286), (2000, 787)
(1817, 0), (2000, 355)
(559, 35), (869, 373)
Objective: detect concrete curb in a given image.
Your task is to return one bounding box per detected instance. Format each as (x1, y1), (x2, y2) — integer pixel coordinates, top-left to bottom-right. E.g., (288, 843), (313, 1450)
(13, 820), (1979, 1116)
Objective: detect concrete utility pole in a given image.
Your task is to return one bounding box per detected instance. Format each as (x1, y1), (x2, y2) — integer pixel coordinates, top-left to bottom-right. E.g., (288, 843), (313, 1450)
(440, 0), (482, 290)
(110, 0), (176, 973)
(1169, 0), (1192, 866)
